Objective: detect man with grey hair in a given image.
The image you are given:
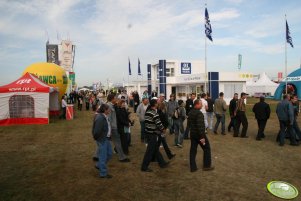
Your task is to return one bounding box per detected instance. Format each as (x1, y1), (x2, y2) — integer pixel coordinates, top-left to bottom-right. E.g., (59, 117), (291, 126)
(136, 97), (149, 143)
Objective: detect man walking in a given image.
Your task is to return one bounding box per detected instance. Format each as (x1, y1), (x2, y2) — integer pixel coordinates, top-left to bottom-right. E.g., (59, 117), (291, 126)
(206, 94), (214, 130)
(136, 97), (149, 143)
(188, 99), (214, 172)
(213, 92), (227, 135)
(252, 97), (271, 141)
(107, 94), (130, 162)
(228, 93), (238, 132)
(184, 93), (196, 139)
(166, 94), (178, 134)
(276, 94), (298, 146)
(234, 92), (249, 138)
(141, 99), (169, 172)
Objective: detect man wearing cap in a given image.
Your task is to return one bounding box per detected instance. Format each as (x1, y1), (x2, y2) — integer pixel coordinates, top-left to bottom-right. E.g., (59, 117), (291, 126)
(234, 92), (249, 138)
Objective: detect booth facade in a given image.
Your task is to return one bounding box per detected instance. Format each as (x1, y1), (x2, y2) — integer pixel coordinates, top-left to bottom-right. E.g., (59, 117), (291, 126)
(148, 60), (252, 103)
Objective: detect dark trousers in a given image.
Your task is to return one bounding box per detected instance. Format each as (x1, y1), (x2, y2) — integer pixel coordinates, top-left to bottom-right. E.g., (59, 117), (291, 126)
(141, 134), (166, 171)
(278, 120), (296, 145)
(134, 102), (139, 113)
(157, 135), (173, 159)
(184, 125), (190, 139)
(59, 107), (66, 119)
(85, 102), (90, 110)
(228, 116), (236, 132)
(190, 135), (211, 171)
(119, 131), (129, 155)
(256, 119), (267, 139)
(293, 119), (301, 141)
(234, 111), (248, 137)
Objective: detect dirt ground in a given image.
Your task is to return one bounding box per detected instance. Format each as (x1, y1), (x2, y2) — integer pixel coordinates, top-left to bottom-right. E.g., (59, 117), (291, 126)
(0, 98), (300, 201)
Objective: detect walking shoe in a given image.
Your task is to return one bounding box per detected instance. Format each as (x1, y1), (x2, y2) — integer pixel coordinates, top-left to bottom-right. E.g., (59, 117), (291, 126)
(221, 132), (226, 135)
(119, 158), (130, 163)
(203, 166), (215, 171)
(241, 136), (248, 138)
(100, 174), (113, 179)
(228, 128), (231, 132)
(290, 142), (299, 146)
(168, 153), (176, 160)
(213, 131), (218, 134)
(233, 135), (239, 137)
(190, 168), (198, 172)
(141, 168), (153, 172)
(177, 144), (183, 148)
(93, 157), (99, 161)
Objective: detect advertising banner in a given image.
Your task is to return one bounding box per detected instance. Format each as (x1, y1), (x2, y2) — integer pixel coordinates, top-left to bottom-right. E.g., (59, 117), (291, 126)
(69, 72), (75, 85)
(61, 40), (73, 72)
(147, 64), (152, 95)
(46, 44), (59, 65)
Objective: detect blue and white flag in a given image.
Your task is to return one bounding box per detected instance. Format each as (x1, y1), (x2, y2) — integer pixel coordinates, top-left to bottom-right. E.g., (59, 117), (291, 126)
(138, 58), (141, 75)
(205, 8), (213, 41)
(128, 58), (132, 75)
(286, 20), (293, 48)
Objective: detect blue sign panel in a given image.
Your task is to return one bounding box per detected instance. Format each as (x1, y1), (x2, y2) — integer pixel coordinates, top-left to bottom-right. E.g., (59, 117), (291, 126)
(181, 63), (191, 74)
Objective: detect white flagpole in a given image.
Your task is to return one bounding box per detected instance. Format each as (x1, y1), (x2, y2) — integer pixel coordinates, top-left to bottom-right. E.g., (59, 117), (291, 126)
(285, 14), (288, 94)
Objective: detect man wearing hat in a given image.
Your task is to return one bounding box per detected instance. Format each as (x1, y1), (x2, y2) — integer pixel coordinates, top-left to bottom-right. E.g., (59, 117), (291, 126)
(234, 92), (249, 138)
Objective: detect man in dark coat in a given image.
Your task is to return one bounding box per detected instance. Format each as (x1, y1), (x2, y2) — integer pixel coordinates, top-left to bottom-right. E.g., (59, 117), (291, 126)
(252, 97), (271, 141)
(184, 93), (196, 139)
(228, 93), (238, 132)
(188, 99), (214, 172)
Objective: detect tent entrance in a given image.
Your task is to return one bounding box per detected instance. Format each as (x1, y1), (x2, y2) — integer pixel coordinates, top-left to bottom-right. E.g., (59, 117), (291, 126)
(9, 95), (35, 118)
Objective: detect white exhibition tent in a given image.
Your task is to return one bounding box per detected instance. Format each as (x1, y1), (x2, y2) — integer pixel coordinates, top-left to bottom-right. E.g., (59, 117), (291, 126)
(246, 72), (279, 96)
(0, 73), (59, 126)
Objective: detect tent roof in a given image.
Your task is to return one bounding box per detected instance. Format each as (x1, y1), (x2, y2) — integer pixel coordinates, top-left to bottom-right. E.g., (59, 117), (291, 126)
(253, 72), (278, 86)
(0, 72), (58, 93)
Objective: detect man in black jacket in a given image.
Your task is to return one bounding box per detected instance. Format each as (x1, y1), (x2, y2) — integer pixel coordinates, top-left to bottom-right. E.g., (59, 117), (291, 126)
(228, 93), (238, 132)
(252, 96), (271, 141)
(188, 99), (214, 172)
(184, 93), (196, 139)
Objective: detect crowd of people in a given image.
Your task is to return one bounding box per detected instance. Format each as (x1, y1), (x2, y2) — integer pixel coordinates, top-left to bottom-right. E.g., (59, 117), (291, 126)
(81, 89), (300, 178)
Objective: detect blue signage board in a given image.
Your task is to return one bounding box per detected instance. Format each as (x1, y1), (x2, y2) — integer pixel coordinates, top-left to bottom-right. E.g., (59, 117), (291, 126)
(181, 63), (191, 74)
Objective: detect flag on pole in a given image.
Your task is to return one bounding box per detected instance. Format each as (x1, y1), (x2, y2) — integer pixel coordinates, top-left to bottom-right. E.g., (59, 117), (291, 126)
(128, 58), (132, 75)
(286, 20), (293, 48)
(138, 58), (141, 75)
(205, 8), (213, 41)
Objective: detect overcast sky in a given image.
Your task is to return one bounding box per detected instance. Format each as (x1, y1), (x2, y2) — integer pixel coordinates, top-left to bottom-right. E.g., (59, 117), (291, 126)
(0, 0), (300, 87)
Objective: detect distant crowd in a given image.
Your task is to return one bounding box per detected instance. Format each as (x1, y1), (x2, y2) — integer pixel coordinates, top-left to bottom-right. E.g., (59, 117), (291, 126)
(62, 89), (300, 178)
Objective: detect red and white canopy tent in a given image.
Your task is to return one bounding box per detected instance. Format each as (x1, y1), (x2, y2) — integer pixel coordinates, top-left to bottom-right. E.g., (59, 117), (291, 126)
(0, 72), (59, 125)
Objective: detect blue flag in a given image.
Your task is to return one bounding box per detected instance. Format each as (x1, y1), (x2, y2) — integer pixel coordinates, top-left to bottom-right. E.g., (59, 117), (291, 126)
(286, 20), (293, 48)
(138, 58), (141, 75)
(128, 58), (132, 75)
(205, 8), (213, 41)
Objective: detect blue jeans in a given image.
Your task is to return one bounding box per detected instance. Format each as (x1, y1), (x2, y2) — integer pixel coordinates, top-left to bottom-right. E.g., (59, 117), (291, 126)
(174, 119), (184, 145)
(168, 116), (174, 134)
(279, 120), (296, 145)
(214, 114), (225, 133)
(97, 139), (113, 177)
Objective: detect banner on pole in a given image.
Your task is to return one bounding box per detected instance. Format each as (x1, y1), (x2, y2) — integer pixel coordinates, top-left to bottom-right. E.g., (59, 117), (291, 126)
(60, 40), (73, 72)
